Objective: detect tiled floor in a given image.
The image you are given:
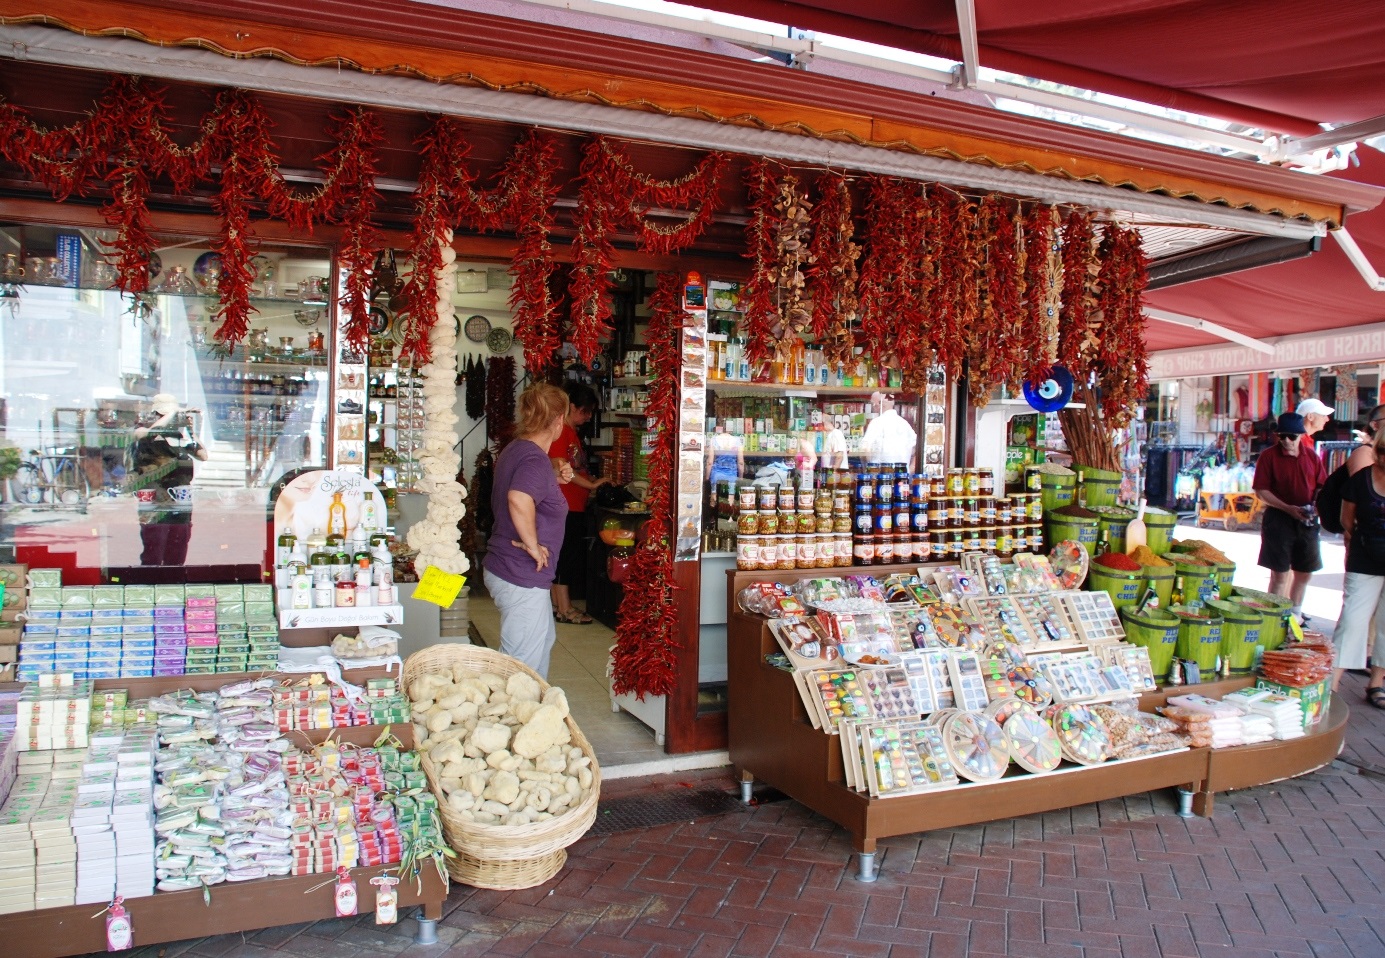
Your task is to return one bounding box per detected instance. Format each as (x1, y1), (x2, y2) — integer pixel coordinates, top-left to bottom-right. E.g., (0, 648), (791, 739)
(467, 593), (669, 769)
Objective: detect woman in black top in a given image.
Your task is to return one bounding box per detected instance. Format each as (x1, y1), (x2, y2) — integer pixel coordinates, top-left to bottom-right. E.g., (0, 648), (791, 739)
(1333, 428), (1385, 705)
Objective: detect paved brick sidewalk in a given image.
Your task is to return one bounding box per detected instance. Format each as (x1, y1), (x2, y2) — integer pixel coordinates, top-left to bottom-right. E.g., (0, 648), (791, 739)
(113, 689), (1385, 958)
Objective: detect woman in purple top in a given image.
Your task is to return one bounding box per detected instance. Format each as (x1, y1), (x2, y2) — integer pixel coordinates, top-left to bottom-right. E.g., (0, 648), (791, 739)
(483, 384), (574, 678)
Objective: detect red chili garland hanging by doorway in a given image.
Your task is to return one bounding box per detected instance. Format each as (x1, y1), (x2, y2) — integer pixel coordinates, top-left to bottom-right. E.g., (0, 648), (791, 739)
(568, 137), (727, 367)
(609, 272), (681, 699)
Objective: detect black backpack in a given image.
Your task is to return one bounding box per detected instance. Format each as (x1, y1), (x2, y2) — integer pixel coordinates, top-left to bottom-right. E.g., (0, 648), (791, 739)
(1316, 461), (1351, 534)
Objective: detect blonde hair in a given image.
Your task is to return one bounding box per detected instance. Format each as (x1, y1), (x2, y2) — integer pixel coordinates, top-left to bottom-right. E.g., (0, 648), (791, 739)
(515, 383), (569, 438)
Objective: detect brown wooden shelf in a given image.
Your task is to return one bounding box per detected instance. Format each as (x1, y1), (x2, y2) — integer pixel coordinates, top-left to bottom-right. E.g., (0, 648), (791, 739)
(1, 664), (443, 958)
(726, 569), (1349, 866)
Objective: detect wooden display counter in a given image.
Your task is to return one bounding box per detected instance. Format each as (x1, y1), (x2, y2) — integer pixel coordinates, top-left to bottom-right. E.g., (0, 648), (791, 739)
(726, 568), (1348, 880)
(0, 665), (449, 958)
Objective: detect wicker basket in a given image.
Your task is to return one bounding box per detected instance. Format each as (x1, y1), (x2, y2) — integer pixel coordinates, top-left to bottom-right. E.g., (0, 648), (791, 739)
(446, 848), (567, 890)
(402, 644), (602, 864)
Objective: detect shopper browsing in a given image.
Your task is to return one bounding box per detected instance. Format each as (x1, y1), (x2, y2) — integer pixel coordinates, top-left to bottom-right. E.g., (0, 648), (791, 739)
(484, 384), (573, 679)
(1345, 403), (1385, 475)
(547, 382), (610, 625)
(1331, 428), (1385, 706)
(1252, 412), (1327, 625)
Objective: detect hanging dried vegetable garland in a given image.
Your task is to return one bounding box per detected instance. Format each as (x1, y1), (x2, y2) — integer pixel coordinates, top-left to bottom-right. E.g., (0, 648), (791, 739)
(0, 76), (383, 348)
(966, 195), (1027, 403)
(464, 355), (487, 421)
(485, 356), (516, 450)
(566, 138), (727, 367)
(1092, 223), (1150, 426)
(504, 132), (563, 375)
(1057, 209), (1099, 374)
(806, 173), (859, 369)
(857, 178), (938, 384)
(609, 272), (681, 698)
(741, 159), (782, 369)
(1021, 205), (1064, 385)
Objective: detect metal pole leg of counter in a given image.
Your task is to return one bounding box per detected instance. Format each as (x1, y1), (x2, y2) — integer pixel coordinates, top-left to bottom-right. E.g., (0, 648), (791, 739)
(415, 909), (439, 945)
(854, 839), (879, 883)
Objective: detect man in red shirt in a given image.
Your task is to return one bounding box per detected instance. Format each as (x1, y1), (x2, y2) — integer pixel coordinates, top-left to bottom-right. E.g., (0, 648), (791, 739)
(1253, 412), (1327, 623)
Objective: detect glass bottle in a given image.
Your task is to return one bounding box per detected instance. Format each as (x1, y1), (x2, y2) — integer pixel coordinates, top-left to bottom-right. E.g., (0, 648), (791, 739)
(327, 491), (348, 539)
(275, 526), (297, 567)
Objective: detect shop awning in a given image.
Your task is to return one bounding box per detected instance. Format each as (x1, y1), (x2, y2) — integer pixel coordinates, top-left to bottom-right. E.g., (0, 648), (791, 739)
(1145, 145), (1385, 373)
(683, 0), (1385, 136)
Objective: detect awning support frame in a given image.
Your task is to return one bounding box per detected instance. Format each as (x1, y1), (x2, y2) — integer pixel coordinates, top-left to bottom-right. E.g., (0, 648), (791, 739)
(1144, 308), (1276, 354)
(1331, 227), (1385, 292)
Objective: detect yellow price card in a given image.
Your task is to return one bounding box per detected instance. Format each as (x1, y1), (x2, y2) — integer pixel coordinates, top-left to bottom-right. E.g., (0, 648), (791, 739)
(411, 567), (467, 608)
(1288, 613), (1305, 643)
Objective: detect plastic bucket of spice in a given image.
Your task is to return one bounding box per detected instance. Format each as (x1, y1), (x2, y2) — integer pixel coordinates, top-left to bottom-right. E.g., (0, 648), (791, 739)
(1087, 552), (1145, 611)
(1046, 506), (1098, 555)
(1035, 467), (1076, 513)
(1163, 554), (1219, 606)
(1141, 564), (1176, 608)
(1205, 598), (1262, 673)
(1212, 560), (1236, 599)
(1077, 465), (1123, 507)
(1092, 505), (1135, 553)
(1229, 588), (1293, 651)
(1142, 507), (1178, 554)
(1118, 606), (1180, 679)
(1170, 606), (1223, 674)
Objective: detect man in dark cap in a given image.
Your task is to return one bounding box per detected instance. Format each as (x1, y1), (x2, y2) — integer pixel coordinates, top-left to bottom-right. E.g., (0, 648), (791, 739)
(1252, 412), (1327, 623)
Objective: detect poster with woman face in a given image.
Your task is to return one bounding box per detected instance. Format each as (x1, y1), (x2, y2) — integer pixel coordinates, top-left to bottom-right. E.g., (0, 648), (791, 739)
(273, 469), (389, 547)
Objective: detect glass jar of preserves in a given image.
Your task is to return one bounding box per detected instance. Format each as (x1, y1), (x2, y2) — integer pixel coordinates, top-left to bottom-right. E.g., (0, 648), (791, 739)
(815, 513), (834, 534)
(737, 510), (760, 535)
(930, 530), (948, 556)
(795, 535), (815, 569)
(834, 513), (853, 534)
(759, 511), (780, 536)
(894, 472), (911, 502)
(963, 498), (980, 525)
(910, 474), (929, 501)
(873, 505), (894, 534)
(775, 535), (796, 570)
(927, 500), (947, 530)
(997, 498), (1012, 525)
(855, 471), (875, 504)
(913, 506), (929, 534)
(877, 474), (895, 504)
(895, 503), (912, 534)
(947, 532), (964, 560)
(758, 485), (778, 511)
(875, 534), (895, 565)
(946, 469), (965, 496)
(854, 533), (876, 566)
(738, 483), (758, 511)
(814, 487), (833, 515)
(979, 497), (996, 523)
(736, 536), (761, 570)
(930, 475), (948, 498)
(980, 527), (997, 553)
(778, 486), (796, 511)
(854, 505), (873, 535)
(963, 468), (981, 496)
(1012, 528), (1027, 553)
(916, 535), (931, 562)
(948, 499), (967, 528)
(832, 487), (852, 515)
(978, 469), (995, 496)
(961, 527), (981, 552)
(793, 511), (813, 534)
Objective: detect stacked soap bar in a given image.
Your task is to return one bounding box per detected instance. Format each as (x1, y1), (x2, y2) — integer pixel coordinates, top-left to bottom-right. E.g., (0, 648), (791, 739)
(73, 729), (157, 905)
(28, 749), (84, 911)
(271, 677), (410, 733)
(0, 689), (16, 807)
(19, 573), (279, 681)
(16, 678), (92, 752)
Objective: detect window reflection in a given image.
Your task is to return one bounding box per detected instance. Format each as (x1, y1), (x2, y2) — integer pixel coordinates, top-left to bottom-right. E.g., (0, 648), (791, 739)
(0, 224), (332, 583)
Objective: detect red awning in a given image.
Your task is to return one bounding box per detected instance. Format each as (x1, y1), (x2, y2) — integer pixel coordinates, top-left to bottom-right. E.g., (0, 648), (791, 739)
(690, 0), (1385, 135)
(1144, 145), (1385, 353)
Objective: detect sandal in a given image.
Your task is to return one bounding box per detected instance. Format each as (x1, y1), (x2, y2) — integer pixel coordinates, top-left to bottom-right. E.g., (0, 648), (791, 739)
(555, 608), (593, 624)
(1366, 687), (1385, 710)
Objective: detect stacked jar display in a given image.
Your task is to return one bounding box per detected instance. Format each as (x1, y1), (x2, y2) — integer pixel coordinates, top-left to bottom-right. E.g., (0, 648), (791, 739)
(851, 467), (931, 566)
(734, 474), (853, 572)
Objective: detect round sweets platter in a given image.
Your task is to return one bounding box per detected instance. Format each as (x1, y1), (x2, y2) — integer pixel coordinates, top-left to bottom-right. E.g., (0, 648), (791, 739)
(983, 697), (1026, 727)
(1048, 703), (1111, 766)
(463, 313), (492, 343)
(1006, 664), (1054, 708)
(941, 711), (1010, 783)
(1002, 703), (1064, 774)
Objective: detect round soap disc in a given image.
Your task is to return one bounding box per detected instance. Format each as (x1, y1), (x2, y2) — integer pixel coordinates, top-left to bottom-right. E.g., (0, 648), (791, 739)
(1004, 703), (1063, 774)
(1050, 704), (1111, 766)
(942, 711), (1011, 783)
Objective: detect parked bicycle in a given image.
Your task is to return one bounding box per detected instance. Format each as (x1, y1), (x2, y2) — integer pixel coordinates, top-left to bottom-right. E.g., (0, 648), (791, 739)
(9, 446), (90, 505)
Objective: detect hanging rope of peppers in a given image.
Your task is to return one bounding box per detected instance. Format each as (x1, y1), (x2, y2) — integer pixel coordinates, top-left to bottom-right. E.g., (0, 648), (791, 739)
(609, 272), (682, 699)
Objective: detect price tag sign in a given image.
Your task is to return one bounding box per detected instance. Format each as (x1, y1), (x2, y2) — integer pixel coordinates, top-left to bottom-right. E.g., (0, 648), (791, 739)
(411, 566), (467, 608)
(1288, 614), (1305, 643)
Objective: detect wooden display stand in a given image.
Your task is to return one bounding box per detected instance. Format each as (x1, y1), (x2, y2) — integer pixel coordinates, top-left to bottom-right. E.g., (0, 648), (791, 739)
(726, 567), (1348, 881)
(0, 665), (449, 958)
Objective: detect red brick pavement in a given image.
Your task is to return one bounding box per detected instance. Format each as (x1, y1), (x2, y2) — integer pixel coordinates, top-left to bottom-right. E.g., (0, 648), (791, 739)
(108, 684), (1385, 958)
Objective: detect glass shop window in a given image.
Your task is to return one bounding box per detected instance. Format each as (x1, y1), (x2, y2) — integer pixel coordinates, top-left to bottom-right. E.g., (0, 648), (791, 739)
(0, 223), (332, 583)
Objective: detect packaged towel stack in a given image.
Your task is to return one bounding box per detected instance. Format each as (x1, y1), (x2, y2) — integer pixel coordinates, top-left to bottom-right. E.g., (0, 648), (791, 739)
(1162, 694), (1247, 748)
(1224, 688), (1306, 740)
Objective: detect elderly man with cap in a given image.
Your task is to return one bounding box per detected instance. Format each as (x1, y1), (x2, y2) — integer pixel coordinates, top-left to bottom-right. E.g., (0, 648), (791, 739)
(1253, 411), (1327, 623)
(1297, 397), (1333, 451)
